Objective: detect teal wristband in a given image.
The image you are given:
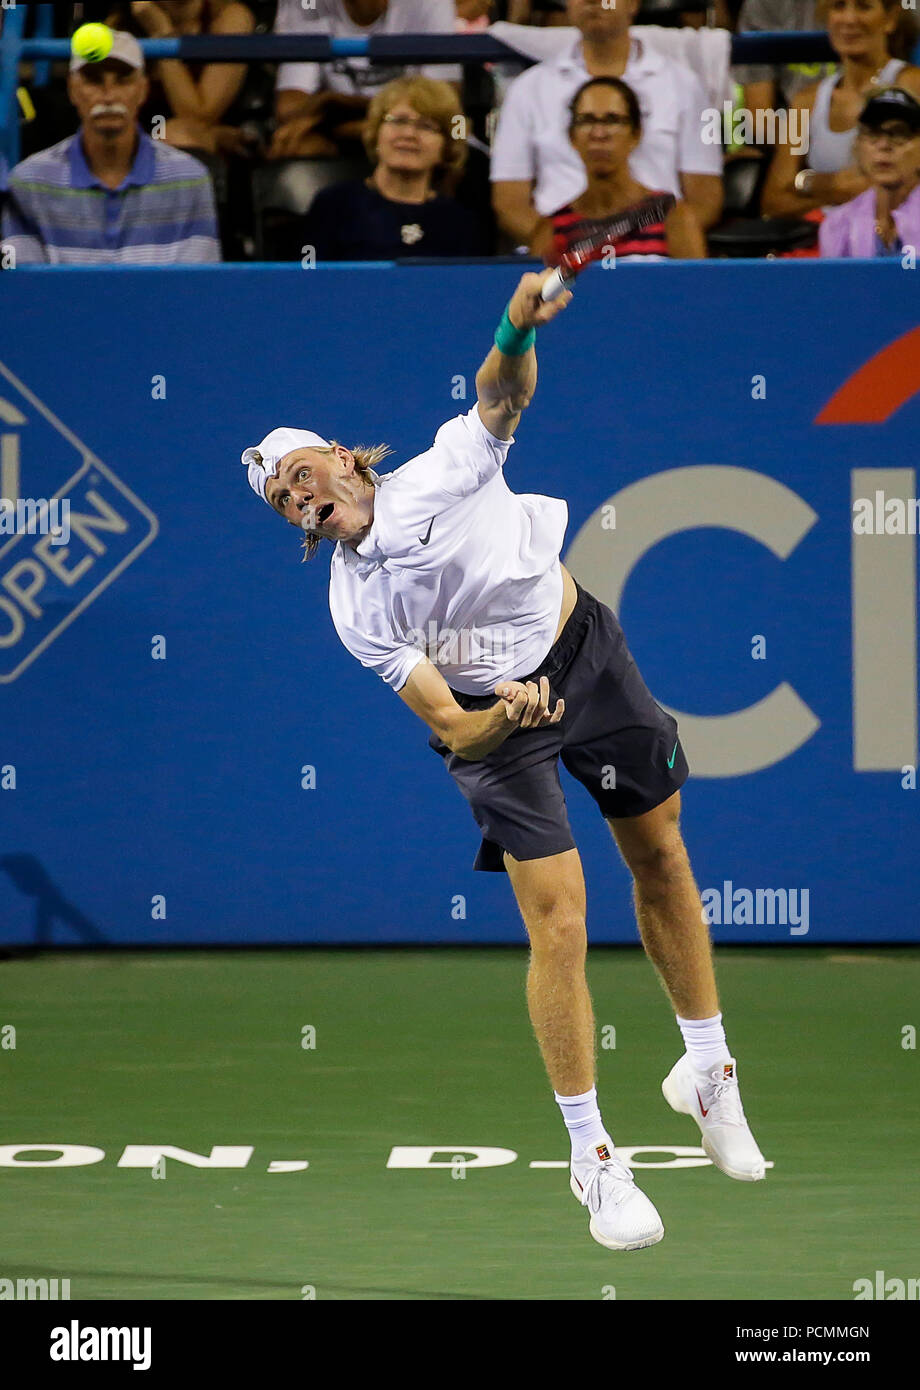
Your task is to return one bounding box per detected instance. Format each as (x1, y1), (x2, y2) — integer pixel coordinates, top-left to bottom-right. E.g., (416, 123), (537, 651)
(494, 306), (536, 356)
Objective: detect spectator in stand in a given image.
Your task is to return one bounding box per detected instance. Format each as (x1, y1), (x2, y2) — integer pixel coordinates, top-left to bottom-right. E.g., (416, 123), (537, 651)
(820, 86), (920, 255)
(551, 78), (706, 261)
(303, 76), (489, 258)
(1, 32), (219, 263)
(734, 0), (837, 120)
(270, 0), (462, 159)
(106, 1), (256, 155)
(490, 0), (723, 259)
(761, 0), (920, 217)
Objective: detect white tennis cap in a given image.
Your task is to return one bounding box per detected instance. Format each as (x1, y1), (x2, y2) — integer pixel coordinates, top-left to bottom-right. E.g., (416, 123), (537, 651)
(241, 427), (331, 505)
(70, 31), (145, 72)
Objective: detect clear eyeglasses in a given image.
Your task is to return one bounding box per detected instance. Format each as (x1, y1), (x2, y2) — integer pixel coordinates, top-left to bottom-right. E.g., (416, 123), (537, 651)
(381, 113), (442, 135)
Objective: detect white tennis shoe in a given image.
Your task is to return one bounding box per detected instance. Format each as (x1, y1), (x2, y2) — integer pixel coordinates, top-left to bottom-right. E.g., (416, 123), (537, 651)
(570, 1141), (665, 1251)
(662, 1055), (766, 1182)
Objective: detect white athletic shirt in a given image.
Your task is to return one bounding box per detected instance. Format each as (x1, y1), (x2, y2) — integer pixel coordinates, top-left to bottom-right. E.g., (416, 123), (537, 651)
(328, 405), (568, 696)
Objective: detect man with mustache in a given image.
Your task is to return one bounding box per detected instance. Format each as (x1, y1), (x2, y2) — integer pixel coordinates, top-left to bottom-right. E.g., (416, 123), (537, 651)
(1, 31), (219, 264)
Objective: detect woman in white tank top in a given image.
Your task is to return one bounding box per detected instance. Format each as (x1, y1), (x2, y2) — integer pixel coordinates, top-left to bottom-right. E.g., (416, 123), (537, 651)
(761, 0), (920, 218)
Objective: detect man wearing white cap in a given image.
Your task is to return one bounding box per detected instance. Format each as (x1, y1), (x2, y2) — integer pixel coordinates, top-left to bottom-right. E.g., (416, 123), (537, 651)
(1, 31), (219, 264)
(242, 268), (767, 1252)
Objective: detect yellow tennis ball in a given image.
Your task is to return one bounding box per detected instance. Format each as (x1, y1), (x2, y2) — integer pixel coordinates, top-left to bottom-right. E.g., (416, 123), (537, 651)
(71, 23), (115, 64)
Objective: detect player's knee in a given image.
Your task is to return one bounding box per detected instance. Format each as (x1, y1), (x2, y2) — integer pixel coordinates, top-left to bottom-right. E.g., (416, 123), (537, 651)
(526, 910), (587, 964)
(629, 837), (689, 898)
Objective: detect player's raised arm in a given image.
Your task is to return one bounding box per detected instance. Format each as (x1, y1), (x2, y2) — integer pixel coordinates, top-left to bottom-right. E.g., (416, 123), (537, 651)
(474, 268), (572, 442)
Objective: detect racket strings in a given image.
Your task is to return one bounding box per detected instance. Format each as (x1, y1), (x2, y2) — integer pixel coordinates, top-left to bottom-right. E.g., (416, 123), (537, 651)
(562, 196), (676, 264)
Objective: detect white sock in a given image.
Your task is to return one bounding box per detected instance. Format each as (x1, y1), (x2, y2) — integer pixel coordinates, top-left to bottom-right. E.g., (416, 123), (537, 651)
(676, 1012), (730, 1073)
(554, 1086), (613, 1163)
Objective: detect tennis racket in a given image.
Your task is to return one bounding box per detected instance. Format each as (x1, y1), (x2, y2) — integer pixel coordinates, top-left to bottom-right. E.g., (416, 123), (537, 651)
(540, 193), (677, 301)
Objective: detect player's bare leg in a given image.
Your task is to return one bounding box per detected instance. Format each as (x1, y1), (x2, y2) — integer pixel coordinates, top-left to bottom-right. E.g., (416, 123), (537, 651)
(606, 791), (717, 1019)
(504, 846), (665, 1249)
(503, 847), (594, 1096)
(608, 790), (766, 1181)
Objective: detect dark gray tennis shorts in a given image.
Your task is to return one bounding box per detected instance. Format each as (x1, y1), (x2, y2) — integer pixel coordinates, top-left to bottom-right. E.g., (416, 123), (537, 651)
(427, 578), (689, 872)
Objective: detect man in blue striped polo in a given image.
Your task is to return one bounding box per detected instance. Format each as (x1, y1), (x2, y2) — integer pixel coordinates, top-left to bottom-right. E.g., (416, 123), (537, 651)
(1, 31), (220, 265)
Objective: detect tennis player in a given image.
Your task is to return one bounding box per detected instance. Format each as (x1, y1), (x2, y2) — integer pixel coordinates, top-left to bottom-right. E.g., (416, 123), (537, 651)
(241, 268), (766, 1251)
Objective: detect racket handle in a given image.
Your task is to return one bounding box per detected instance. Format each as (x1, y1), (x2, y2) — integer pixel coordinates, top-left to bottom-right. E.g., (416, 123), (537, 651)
(540, 267), (569, 303)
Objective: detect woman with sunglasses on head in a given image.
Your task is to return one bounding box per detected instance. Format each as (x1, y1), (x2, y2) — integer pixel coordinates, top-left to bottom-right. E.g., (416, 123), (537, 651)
(302, 77), (489, 261)
(550, 78), (706, 263)
(761, 0), (920, 218)
(820, 87), (920, 255)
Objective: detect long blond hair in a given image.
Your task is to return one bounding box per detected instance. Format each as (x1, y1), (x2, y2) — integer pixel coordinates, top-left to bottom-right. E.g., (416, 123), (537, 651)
(299, 442), (394, 561)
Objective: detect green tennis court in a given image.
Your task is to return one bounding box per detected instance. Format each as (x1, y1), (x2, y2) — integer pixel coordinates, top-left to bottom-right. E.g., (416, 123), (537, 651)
(2, 947), (917, 1301)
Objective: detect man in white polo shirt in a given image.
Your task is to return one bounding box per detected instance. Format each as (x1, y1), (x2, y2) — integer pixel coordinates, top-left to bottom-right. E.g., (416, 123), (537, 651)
(240, 268), (766, 1252)
(491, 0), (723, 255)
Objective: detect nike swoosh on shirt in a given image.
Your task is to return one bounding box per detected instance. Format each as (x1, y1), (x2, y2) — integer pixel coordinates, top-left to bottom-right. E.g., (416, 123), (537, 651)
(667, 740), (679, 769)
(419, 517), (434, 545)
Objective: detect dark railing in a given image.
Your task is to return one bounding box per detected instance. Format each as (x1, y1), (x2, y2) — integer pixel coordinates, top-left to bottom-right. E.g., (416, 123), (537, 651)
(0, 14), (847, 168)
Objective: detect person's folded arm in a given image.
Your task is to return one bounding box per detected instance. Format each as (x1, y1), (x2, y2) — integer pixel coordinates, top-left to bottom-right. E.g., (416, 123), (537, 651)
(759, 87), (869, 215)
(397, 657), (564, 759)
(397, 657), (515, 759)
(665, 199), (707, 258)
(489, 77), (555, 254)
(276, 89), (327, 124)
(130, 1), (255, 125)
(192, 2), (257, 124)
(491, 179), (555, 256)
(674, 67), (724, 228)
(678, 172), (723, 231)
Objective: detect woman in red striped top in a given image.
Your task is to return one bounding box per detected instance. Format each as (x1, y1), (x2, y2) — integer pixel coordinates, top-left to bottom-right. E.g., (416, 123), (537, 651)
(550, 77), (706, 264)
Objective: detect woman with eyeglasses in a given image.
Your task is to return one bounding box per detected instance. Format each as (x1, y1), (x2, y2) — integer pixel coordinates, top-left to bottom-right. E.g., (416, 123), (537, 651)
(549, 78), (706, 263)
(302, 77), (489, 261)
(820, 87), (920, 254)
(761, 0), (920, 218)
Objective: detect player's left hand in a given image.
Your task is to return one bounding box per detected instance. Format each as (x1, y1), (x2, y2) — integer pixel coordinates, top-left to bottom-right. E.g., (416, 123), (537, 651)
(495, 675), (565, 730)
(507, 270), (572, 331)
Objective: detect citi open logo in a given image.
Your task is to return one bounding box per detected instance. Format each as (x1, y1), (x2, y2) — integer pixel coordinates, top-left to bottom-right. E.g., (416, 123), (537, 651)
(0, 361), (158, 683)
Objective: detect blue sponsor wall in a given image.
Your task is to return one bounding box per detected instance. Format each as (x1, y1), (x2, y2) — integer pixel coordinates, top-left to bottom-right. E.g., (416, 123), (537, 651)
(0, 262), (917, 944)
